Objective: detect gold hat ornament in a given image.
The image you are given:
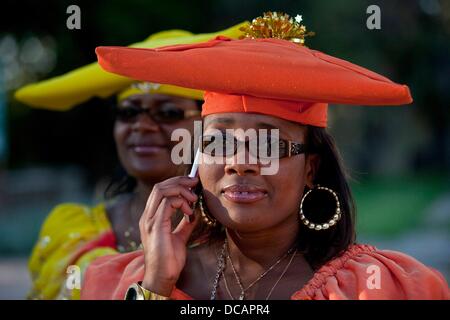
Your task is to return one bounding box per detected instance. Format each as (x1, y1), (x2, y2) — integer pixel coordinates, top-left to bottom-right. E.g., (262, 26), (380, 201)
(239, 11), (315, 45)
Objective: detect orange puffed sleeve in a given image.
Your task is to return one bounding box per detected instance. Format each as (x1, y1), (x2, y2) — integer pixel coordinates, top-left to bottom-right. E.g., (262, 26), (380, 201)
(291, 244), (449, 300)
(80, 250), (192, 300)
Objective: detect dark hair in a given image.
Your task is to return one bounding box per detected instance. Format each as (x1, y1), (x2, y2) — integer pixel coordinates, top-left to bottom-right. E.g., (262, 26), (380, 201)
(104, 164), (137, 200)
(196, 125), (356, 270)
(296, 126), (356, 269)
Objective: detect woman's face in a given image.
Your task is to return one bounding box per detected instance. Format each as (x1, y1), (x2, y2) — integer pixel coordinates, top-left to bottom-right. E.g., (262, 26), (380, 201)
(199, 112), (319, 233)
(114, 93), (200, 184)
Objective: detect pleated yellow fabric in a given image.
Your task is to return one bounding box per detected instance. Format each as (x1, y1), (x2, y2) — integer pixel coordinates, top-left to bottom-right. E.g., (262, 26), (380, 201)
(28, 203), (113, 299)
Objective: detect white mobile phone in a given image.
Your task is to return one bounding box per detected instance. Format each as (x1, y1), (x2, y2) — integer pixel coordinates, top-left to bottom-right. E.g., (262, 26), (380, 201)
(185, 149), (201, 222)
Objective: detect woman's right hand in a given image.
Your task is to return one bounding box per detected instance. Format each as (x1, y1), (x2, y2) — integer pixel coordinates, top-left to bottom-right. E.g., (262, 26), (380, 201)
(139, 176), (200, 296)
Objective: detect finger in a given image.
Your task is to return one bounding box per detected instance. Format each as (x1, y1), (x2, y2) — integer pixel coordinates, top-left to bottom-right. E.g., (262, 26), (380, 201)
(158, 185), (198, 202)
(172, 210), (200, 244)
(143, 186), (198, 226)
(140, 176), (199, 237)
(160, 176), (199, 188)
(142, 196), (191, 240)
(146, 185), (198, 215)
(153, 197), (193, 230)
(145, 176), (198, 206)
(144, 176), (198, 212)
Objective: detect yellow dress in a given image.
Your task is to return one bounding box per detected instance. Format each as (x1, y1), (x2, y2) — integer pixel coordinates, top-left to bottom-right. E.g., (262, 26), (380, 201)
(28, 203), (118, 299)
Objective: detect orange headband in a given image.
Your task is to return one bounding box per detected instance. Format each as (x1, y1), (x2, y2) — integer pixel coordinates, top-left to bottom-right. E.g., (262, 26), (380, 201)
(201, 92), (328, 127)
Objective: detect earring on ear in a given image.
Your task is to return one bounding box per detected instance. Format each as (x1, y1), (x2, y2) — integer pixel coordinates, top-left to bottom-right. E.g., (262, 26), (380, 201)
(299, 184), (342, 231)
(198, 193), (218, 227)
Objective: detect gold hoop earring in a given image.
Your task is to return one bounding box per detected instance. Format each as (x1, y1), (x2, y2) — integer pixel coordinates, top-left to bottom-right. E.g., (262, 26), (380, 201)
(198, 193), (218, 227)
(299, 184), (341, 231)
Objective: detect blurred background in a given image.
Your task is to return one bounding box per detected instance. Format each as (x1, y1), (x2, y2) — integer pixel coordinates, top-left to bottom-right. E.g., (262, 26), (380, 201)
(0, 0), (449, 299)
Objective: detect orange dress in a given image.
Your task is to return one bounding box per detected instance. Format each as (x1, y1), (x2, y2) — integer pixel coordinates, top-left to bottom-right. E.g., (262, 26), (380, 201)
(80, 244), (449, 300)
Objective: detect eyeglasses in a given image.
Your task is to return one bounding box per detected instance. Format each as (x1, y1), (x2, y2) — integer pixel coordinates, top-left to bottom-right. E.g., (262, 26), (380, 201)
(201, 132), (307, 160)
(115, 102), (200, 124)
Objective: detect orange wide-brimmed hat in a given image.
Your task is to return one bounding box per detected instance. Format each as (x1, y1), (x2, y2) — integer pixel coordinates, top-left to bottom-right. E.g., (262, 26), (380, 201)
(95, 12), (412, 127)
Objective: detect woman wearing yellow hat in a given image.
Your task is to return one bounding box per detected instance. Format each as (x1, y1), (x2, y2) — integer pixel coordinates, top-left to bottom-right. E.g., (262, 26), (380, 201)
(81, 12), (448, 300)
(15, 23), (247, 300)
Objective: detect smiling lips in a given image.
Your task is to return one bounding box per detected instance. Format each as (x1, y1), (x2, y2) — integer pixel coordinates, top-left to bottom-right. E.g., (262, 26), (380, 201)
(131, 143), (167, 155)
(222, 184), (268, 203)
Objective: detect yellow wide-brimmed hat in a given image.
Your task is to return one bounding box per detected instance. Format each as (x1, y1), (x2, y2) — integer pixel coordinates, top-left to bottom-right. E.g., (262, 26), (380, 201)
(15, 22), (248, 111)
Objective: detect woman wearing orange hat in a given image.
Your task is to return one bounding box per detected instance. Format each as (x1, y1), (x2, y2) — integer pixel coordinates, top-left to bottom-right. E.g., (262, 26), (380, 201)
(15, 24), (247, 300)
(81, 12), (449, 300)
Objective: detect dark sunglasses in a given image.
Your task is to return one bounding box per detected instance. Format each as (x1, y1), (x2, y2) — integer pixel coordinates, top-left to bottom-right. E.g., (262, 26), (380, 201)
(201, 132), (307, 160)
(115, 102), (200, 124)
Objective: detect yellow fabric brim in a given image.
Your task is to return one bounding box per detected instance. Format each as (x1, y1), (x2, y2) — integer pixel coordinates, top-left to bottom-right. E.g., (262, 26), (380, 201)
(15, 22), (249, 111)
(117, 83), (204, 102)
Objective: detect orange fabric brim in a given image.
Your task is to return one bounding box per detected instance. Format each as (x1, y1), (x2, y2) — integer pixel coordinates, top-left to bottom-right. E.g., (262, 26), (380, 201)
(96, 36), (413, 126)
